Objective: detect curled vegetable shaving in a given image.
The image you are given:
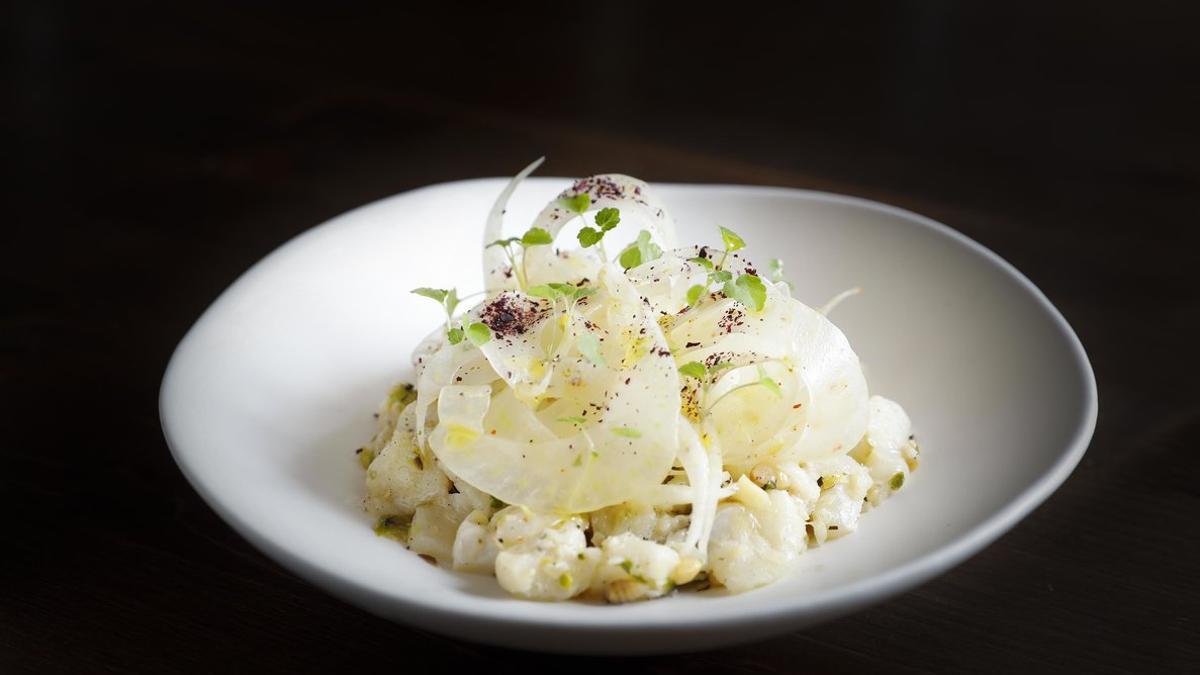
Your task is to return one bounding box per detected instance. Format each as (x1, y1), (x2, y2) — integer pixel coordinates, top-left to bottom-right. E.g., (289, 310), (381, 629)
(424, 265), (681, 513)
(371, 160), (914, 601)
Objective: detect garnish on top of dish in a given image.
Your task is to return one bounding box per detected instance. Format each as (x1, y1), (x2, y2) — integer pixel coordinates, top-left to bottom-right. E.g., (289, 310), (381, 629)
(355, 159), (920, 602)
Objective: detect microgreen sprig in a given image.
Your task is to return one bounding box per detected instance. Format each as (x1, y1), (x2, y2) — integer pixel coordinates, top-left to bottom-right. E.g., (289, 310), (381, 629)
(559, 191), (621, 261)
(526, 282), (602, 366)
(618, 230), (663, 270)
(723, 273), (767, 311)
(411, 287), (491, 346)
(487, 225), (555, 291)
(411, 287), (459, 330)
(577, 206), (621, 260)
(683, 226), (768, 312)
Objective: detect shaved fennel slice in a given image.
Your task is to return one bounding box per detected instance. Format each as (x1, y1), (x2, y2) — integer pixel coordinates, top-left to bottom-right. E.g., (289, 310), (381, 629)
(624, 252), (709, 316)
(773, 293), (869, 465)
(413, 340), (489, 447)
(529, 174), (678, 250)
(819, 287), (862, 316)
(469, 292), (557, 405)
(428, 268), (682, 513)
(704, 359), (811, 471)
(668, 283), (868, 471)
(523, 246), (602, 289)
(675, 417), (723, 558)
(482, 157), (545, 291)
(411, 324), (447, 377)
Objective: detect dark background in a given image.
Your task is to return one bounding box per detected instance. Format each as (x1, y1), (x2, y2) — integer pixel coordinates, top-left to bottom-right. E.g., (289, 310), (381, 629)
(4, 1), (1198, 672)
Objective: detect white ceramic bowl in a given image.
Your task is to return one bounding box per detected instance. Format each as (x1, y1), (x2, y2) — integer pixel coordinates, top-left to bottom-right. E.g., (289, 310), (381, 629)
(160, 178), (1096, 654)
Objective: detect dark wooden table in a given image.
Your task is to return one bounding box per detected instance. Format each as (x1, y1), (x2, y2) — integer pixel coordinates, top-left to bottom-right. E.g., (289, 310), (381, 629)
(4, 2), (1198, 672)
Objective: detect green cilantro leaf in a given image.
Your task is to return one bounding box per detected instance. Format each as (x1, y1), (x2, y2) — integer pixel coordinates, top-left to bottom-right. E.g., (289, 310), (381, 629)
(678, 362), (707, 380)
(618, 243), (641, 270)
(446, 326), (464, 344)
(719, 226), (746, 253)
(466, 322), (492, 346)
(577, 226), (602, 248)
(561, 193), (591, 214)
(612, 427), (642, 438)
(689, 256), (714, 271)
(414, 287), (460, 321)
(525, 284), (556, 299)
(521, 227), (553, 247)
(411, 287), (448, 303)
(576, 332), (605, 367)
(686, 284), (707, 307)
(594, 207), (620, 231)
(724, 274), (767, 311)
(546, 282), (578, 295)
(710, 270), (733, 284)
(618, 230), (663, 270)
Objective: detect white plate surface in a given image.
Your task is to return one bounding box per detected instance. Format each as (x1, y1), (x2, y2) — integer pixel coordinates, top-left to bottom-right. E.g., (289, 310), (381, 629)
(160, 178), (1096, 654)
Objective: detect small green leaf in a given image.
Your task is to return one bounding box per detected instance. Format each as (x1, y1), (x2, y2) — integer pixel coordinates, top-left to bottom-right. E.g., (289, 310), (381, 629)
(757, 365), (782, 397)
(561, 193), (591, 214)
(412, 287), (447, 303)
(443, 287), (459, 316)
(890, 472), (905, 490)
(576, 332), (605, 367)
(526, 284), (558, 300)
(768, 258), (785, 283)
(572, 286), (596, 301)
(577, 226), (602, 248)
(594, 207), (620, 231)
(466, 322), (492, 346)
(719, 226), (746, 252)
(724, 274), (767, 311)
(686, 284), (707, 307)
(547, 282), (578, 295)
(485, 237), (521, 249)
(446, 326), (464, 344)
(679, 362), (707, 380)
(619, 230), (662, 270)
(521, 227), (553, 247)
(612, 427), (641, 438)
(618, 243), (642, 270)
(689, 256), (714, 271)
(710, 270), (733, 284)
(557, 416), (587, 426)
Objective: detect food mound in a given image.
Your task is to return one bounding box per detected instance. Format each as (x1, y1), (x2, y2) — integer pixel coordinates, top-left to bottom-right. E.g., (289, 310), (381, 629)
(356, 159), (920, 602)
